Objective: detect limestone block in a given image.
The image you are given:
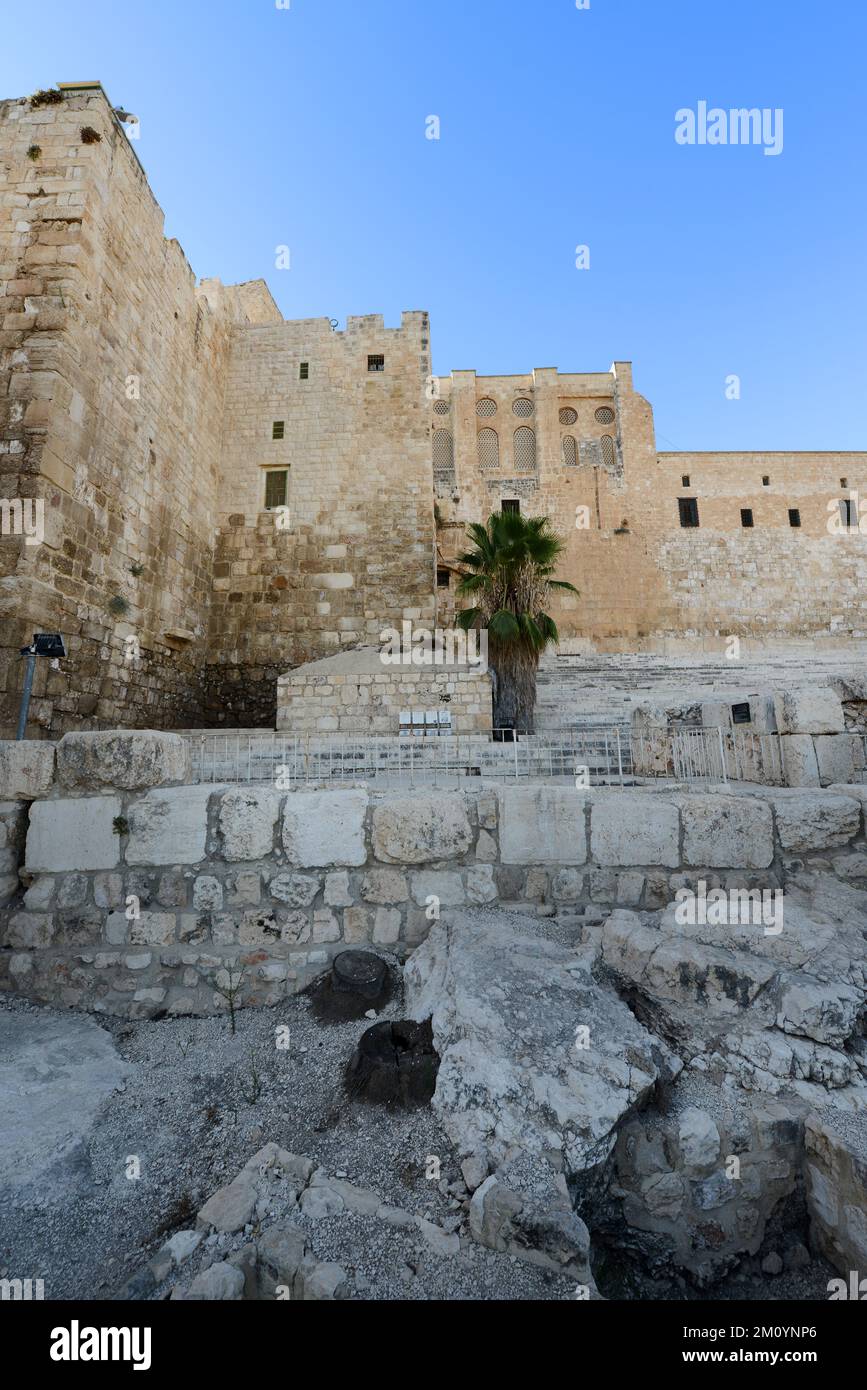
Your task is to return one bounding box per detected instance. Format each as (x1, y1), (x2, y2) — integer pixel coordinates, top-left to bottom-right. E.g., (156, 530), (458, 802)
(372, 793), (472, 864)
(678, 1109), (720, 1170)
(361, 868), (408, 904)
(411, 871), (464, 907)
(466, 864), (497, 904)
(590, 793), (680, 868)
(498, 787), (587, 865)
(774, 688), (845, 736)
(373, 907), (401, 943)
(56, 731), (191, 792)
(193, 876), (223, 911)
(126, 786), (215, 866)
(813, 735), (857, 787)
(219, 787), (280, 861)
(282, 790), (367, 867)
(680, 795), (773, 869)
(26, 796), (121, 872)
(805, 1115), (867, 1276)
(770, 792), (861, 853)
(0, 741), (55, 799)
(5, 911), (55, 948)
(324, 871), (352, 907)
(781, 735), (820, 788)
(269, 873), (319, 907)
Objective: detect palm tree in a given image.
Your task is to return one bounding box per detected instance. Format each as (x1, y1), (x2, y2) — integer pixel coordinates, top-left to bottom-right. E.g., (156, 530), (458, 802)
(454, 511), (578, 734)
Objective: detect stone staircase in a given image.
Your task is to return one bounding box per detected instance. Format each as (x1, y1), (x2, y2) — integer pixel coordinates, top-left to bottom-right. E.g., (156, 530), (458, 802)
(535, 648), (867, 732)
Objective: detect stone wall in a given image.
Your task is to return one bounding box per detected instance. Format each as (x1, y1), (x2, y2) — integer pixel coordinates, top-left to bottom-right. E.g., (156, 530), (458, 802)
(0, 84), (283, 738)
(276, 648), (492, 735)
(2, 731), (866, 1020)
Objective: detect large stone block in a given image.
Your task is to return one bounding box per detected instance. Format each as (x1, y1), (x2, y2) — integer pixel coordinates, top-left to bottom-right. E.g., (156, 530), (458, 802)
(282, 790), (367, 867)
(0, 742), (55, 800)
(590, 793), (680, 868)
(805, 1115), (867, 1276)
(219, 787), (281, 861)
(26, 796), (121, 873)
(680, 794), (773, 869)
(813, 735), (857, 788)
(780, 735), (820, 788)
(126, 786), (216, 866)
(498, 787), (587, 865)
(770, 791), (861, 853)
(774, 688), (845, 736)
(372, 793), (472, 865)
(57, 731), (191, 792)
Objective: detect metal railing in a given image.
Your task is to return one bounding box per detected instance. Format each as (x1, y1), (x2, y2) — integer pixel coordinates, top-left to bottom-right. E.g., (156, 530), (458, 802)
(633, 726), (787, 786)
(186, 728), (633, 788)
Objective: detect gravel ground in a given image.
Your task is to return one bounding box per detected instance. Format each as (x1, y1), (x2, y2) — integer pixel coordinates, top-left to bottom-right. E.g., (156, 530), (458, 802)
(0, 983), (845, 1303)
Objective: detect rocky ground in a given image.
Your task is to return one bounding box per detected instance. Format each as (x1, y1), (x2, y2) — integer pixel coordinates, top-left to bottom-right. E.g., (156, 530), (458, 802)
(1, 895), (861, 1301)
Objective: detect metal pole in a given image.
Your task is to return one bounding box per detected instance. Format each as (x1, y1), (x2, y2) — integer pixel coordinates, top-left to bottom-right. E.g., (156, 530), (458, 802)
(16, 653), (37, 741)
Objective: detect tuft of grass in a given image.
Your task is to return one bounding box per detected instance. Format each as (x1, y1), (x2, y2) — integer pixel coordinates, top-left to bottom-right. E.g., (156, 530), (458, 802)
(30, 89), (63, 109)
(80, 126), (102, 145)
(112, 816), (129, 837)
(107, 595), (130, 617)
(26, 145), (42, 162)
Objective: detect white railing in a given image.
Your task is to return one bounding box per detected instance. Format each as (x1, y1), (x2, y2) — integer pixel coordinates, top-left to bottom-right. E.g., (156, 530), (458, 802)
(633, 727), (787, 786)
(186, 728), (633, 788)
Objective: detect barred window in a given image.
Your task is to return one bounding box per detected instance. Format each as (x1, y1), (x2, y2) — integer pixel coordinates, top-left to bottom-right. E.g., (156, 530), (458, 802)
(559, 407), (578, 425)
(272, 421), (285, 440)
(476, 398), (497, 418)
(368, 354), (385, 372)
(265, 470), (288, 509)
(514, 427), (537, 472)
(562, 435), (577, 467)
(433, 399), (450, 416)
(512, 398), (534, 418)
(595, 406), (615, 424)
(432, 429), (454, 471)
(601, 435), (616, 468)
(477, 428), (500, 471)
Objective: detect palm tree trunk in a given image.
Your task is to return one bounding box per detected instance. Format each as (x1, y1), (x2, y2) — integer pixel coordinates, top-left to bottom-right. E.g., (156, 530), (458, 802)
(491, 644), (539, 735)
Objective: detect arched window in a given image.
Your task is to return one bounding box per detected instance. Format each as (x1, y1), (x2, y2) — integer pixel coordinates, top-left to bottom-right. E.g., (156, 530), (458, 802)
(477, 428), (500, 471)
(432, 429), (454, 472)
(514, 427), (537, 472)
(601, 435), (616, 469)
(562, 435), (577, 467)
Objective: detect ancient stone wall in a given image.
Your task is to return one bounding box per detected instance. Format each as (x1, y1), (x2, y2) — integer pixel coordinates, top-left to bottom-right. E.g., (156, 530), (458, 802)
(2, 731), (865, 1020)
(0, 85), (281, 738)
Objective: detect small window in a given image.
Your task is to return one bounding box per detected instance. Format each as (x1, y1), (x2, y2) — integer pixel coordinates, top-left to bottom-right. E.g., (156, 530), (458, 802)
(762, 475), (770, 486)
(840, 477), (848, 488)
(740, 508), (754, 528)
(788, 508), (801, 528)
(368, 354), (385, 372)
(681, 475), (691, 488)
(731, 702), (752, 726)
(264, 470), (288, 510)
(272, 421), (285, 440)
(502, 499), (521, 515)
(678, 497), (699, 528)
(436, 568), (450, 589)
(299, 362), (309, 380)
(840, 498), (857, 528)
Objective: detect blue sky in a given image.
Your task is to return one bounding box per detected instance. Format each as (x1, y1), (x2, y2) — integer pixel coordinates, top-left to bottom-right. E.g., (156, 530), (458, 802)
(2, 0), (865, 451)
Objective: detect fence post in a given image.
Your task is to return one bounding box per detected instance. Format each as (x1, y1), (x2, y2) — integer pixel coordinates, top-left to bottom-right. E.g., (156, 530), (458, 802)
(616, 728), (624, 787)
(717, 727), (728, 786)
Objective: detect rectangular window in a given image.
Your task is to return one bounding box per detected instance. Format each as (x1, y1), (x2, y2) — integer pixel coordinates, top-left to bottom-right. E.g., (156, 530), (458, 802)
(436, 568), (450, 589)
(788, 508), (801, 528)
(299, 362), (309, 380)
(840, 498), (857, 528)
(502, 499), (521, 515)
(264, 470), (288, 510)
(272, 421), (285, 440)
(678, 497), (699, 528)
(762, 475), (770, 486)
(740, 508), (754, 528)
(368, 354), (385, 372)
(681, 475), (691, 488)
(731, 702), (752, 725)
(840, 477), (848, 488)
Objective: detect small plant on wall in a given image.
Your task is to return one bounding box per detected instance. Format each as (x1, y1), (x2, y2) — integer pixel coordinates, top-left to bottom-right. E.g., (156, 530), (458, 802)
(107, 595), (130, 617)
(129, 562), (144, 578)
(80, 126), (102, 144)
(29, 88), (63, 109)
(26, 145), (42, 162)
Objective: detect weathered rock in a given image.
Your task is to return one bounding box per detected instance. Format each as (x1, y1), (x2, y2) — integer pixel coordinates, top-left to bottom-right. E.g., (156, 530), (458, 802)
(774, 687), (845, 736)
(0, 741), (55, 799)
(219, 787), (280, 861)
(26, 796), (121, 873)
(126, 786), (216, 866)
(805, 1113), (867, 1276)
(372, 792), (472, 864)
(678, 1108), (720, 1170)
(57, 730), (190, 792)
(680, 795), (774, 869)
(282, 789), (367, 867)
(405, 910), (679, 1181)
(176, 1261), (245, 1301)
(196, 1177), (258, 1233)
(497, 786), (587, 865)
(770, 791), (861, 853)
(590, 792), (680, 868)
(469, 1175), (594, 1285)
